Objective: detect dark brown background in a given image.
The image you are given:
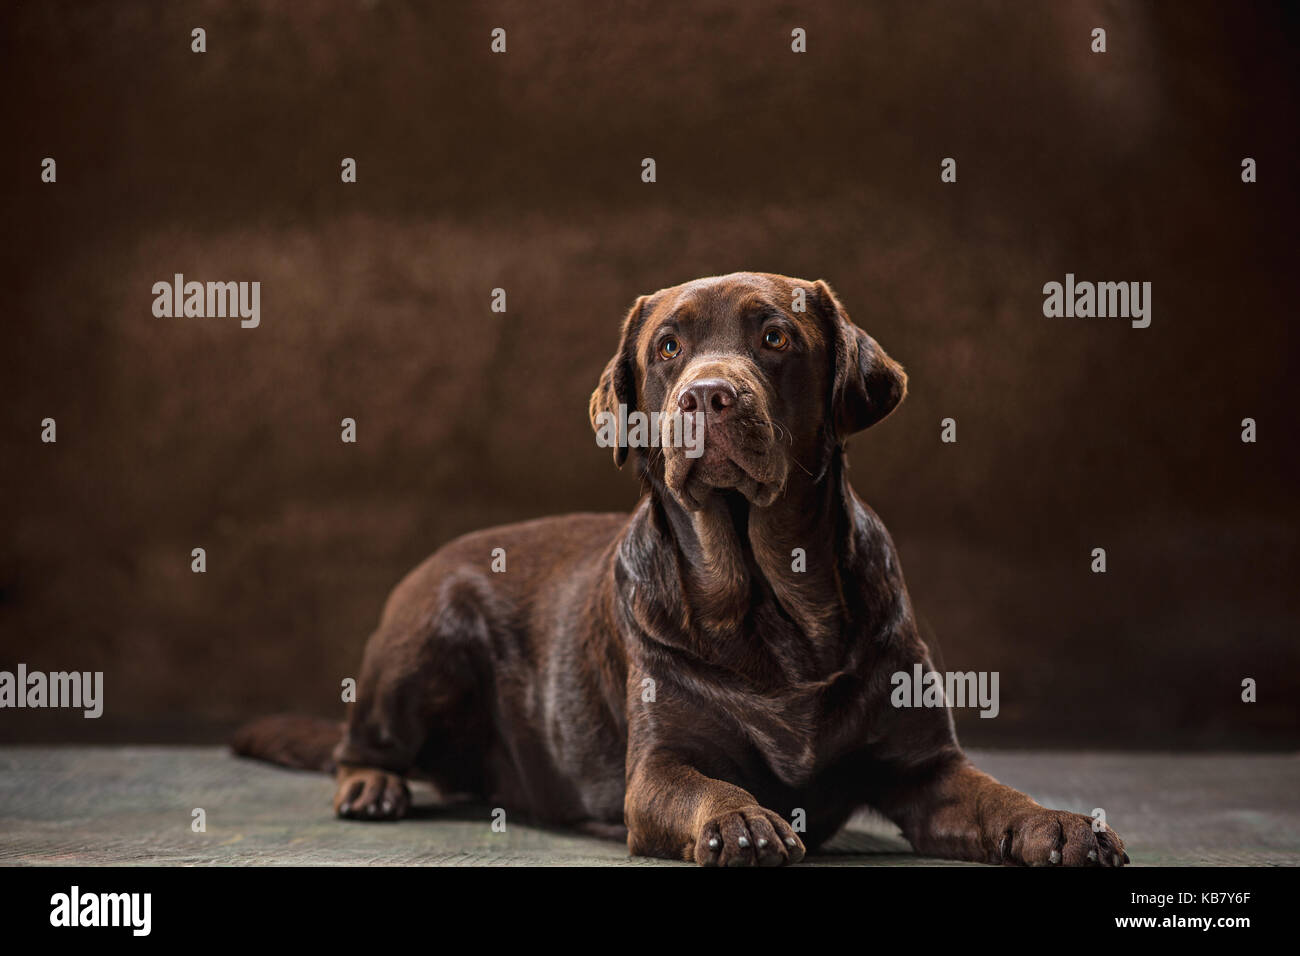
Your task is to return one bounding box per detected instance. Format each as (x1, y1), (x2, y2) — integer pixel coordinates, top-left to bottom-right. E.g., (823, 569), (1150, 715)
(1, 1), (1296, 747)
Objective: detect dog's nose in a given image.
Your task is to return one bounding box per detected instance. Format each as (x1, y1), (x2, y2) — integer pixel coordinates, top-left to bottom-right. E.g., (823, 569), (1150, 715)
(678, 379), (737, 419)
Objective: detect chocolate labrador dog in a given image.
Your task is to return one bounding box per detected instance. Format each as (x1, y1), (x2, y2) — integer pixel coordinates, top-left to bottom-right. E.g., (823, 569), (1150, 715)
(235, 272), (1128, 867)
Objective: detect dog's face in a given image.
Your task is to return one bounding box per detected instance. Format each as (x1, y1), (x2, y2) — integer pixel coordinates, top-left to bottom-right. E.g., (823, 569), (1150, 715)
(590, 273), (907, 510)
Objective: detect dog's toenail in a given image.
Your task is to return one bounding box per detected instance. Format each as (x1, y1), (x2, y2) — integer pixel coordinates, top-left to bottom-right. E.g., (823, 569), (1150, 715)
(785, 837), (796, 846)
(737, 836), (750, 848)
(1123, 852), (1131, 864)
(1088, 850), (1097, 861)
(708, 837), (720, 850)
(757, 838), (768, 848)
(1049, 850), (1061, 864)
(1112, 853), (1122, 866)
(381, 801), (393, 813)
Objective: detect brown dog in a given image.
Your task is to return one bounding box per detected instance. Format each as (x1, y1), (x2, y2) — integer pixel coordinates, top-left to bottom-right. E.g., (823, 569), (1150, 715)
(234, 272), (1129, 867)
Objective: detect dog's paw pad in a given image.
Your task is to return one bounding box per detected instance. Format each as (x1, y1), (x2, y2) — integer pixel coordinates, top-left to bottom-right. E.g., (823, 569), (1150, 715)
(693, 806), (805, 867)
(333, 769), (409, 821)
(999, 809), (1128, 867)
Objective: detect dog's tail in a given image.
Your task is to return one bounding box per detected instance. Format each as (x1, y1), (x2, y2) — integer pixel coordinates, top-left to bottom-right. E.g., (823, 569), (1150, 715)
(230, 714), (342, 773)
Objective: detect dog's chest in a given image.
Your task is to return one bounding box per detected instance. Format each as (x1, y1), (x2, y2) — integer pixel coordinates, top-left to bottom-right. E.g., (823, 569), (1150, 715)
(710, 618), (852, 789)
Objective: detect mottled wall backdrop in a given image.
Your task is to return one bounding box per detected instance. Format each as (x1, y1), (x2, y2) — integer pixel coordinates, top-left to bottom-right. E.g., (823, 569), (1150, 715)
(1, 1), (1296, 746)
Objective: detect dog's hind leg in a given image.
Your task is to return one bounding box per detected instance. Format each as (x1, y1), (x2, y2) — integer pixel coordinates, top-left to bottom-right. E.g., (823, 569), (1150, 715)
(332, 581), (496, 821)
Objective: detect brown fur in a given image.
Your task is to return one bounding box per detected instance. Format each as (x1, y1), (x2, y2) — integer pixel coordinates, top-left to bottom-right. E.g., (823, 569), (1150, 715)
(234, 272), (1128, 867)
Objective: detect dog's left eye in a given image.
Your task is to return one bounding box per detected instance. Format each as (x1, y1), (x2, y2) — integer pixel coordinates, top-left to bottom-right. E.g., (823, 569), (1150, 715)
(762, 328), (789, 350)
(659, 337), (681, 360)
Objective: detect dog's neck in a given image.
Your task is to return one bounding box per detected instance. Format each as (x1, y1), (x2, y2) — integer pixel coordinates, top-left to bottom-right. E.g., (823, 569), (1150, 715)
(655, 453), (855, 646)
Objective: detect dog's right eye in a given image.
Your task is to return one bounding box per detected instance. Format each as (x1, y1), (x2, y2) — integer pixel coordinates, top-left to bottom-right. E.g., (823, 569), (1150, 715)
(762, 327), (790, 350)
(659, 337), (681, 360)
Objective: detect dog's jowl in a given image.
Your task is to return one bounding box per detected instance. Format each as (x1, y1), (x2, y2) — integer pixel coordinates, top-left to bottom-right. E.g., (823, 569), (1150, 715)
(234, 272), (1128, 867)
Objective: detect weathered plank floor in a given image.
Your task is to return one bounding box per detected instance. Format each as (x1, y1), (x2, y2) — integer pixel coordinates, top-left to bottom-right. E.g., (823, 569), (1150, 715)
(1, 748), (1295, 866)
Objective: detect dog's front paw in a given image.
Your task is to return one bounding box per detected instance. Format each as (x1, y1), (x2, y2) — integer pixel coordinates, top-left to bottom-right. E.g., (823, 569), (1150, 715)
(333, 768), (410, 821)
(998, 809), (1129, 867)
(694, 806), (806, 867)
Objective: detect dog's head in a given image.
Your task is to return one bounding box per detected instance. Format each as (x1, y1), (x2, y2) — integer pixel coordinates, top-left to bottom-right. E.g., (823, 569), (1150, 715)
(589, 273), (906, 510)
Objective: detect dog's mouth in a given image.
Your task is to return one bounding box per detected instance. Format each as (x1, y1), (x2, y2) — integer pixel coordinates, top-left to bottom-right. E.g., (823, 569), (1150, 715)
(663, 417), (788, 511)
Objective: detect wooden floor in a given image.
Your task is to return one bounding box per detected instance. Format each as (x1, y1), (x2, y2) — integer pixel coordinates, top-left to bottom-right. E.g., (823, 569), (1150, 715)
(1, 748), (1295, 866)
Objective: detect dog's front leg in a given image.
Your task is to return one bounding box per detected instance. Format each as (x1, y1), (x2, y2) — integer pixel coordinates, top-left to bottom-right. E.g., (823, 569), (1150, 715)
(876, 753), (1129, 867)
(624, 748), (806, 866)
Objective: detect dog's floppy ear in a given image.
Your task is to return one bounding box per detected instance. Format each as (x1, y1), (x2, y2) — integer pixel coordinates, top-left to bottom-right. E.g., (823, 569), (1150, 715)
(814, 280), (907, 439)
(588, 295), (646, 468)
